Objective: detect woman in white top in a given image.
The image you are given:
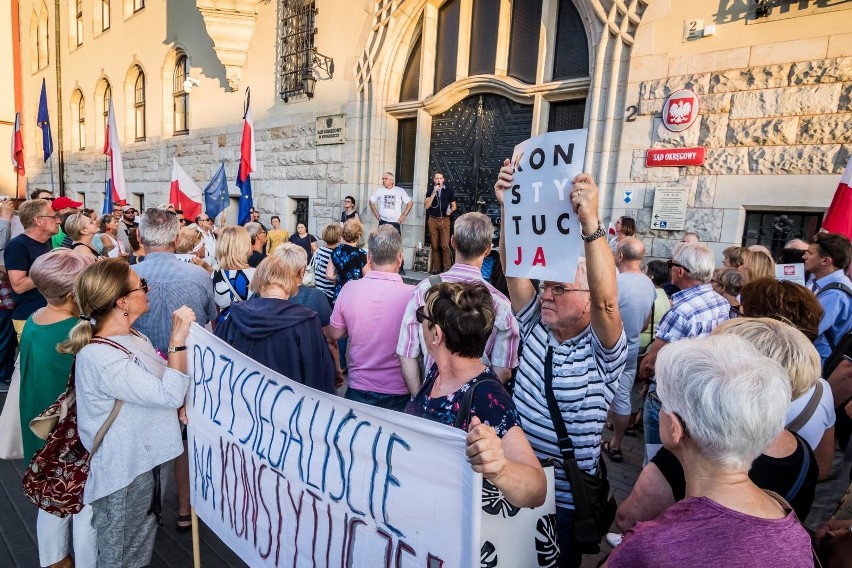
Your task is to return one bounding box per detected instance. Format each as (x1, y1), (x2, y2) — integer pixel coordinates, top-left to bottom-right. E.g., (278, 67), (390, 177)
(97, 214), (127, 258)
(59, 259), (195, 568)
(211, 225), (255, 324)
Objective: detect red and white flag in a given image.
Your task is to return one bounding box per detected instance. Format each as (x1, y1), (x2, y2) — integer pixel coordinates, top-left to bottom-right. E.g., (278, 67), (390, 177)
(103, 97), (127, 204)
(608, 221), (616, 236)
(11, 112), (24, 176)
(169, 158), (203, 221)
(823, 155), (852, 240)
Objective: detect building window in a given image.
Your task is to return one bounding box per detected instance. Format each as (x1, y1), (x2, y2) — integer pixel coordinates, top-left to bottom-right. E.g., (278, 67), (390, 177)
(742, 211), (824, 258)
(133, 66), (146, 141)
(134, 0), (144, 12)
(30, 13), (38, 73)
(38, 6), (49, 69)
(395, 118), (417, 190)
(552, 0), (589, 80)
(102, 0), (110, 31)
(399, 33), (421, 102)
(75, 0), (84, 46)
(548, 99), (586, 131)
(278, 0), (317, 102)
(507, 0), (542, 84)
(434, 0), (460, 93)
(173, 54), (189, 135)
(100, 81), (111, 147)
(73, 89), (86, 150)
(469, 0), (500, 76)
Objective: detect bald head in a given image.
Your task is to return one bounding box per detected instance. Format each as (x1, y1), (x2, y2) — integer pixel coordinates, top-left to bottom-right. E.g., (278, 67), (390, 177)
(617, 237), (646, 262)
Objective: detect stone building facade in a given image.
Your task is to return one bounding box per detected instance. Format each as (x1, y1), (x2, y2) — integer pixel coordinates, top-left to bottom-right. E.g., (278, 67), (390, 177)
(7, 0), (851, 265)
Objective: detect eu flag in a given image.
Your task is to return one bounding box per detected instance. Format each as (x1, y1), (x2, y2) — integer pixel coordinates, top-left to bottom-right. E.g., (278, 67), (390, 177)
(103, 179), (114, 215)
(37, 79), (53, 162)
(204, 162), (229, 220)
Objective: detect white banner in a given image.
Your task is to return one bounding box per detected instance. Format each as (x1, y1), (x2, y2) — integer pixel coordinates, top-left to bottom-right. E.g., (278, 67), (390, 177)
(505, 130), (588, 282)
(185, 324), (480, 568)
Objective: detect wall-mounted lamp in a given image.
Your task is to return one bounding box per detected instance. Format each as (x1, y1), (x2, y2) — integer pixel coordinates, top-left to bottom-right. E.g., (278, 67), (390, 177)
(301, 49), (335, 99)
(754, 0), (773, 18)
(183, 77), (200, 92)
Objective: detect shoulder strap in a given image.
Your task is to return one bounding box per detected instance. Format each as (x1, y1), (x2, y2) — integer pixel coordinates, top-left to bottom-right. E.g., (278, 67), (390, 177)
(817, 282), (852, 297)
(84, 336), (136, 458)
(452, 375), (502, 429)
(784, 431), (812, 503)
(542, 347), (576, 460)
(787, 381), (823, 433)
(90, 336), (134, 356)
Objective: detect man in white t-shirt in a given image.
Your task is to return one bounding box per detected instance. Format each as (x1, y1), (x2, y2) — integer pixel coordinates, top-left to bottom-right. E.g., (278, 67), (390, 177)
(369, 172), (412, 274)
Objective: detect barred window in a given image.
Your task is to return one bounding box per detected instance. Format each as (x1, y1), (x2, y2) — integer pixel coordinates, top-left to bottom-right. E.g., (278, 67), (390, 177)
(173, 54), (189, 135)
(75, 0), (83, 46)
(134, 66), (146, 141)
(278, 0), (317, 102)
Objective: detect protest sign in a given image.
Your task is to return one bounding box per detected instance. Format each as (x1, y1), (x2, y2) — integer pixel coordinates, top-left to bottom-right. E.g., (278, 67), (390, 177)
(504, 129), (588, 282)
(185, 324), (480, 568)
(776, 263), (806, 286)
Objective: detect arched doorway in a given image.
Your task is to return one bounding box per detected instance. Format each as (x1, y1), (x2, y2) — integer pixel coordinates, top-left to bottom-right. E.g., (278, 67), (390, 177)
(428, 94), (533, 224)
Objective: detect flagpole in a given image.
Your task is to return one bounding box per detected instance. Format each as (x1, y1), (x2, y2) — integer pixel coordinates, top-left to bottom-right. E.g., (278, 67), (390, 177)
(48, 154), (55, 194)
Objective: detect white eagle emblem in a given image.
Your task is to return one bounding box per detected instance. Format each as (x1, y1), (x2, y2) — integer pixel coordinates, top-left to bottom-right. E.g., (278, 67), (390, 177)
(668, 101), (692, 124)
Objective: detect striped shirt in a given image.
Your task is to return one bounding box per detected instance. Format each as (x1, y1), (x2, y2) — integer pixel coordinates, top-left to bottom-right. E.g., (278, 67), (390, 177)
(513, 293), (627, 509)
(313, 246), (335, 301)
(655, 283), (731, 345)
(395, 263), (520, 371)
(131, 252), (217, 353)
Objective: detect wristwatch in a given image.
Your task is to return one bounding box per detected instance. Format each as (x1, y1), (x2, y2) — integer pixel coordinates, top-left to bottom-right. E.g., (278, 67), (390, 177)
(167, 345), (187, 353)
(581, 222), (606, 243)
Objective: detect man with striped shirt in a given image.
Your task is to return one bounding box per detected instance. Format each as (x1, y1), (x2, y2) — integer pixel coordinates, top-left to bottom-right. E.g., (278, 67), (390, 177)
(495, 162), (627, 567)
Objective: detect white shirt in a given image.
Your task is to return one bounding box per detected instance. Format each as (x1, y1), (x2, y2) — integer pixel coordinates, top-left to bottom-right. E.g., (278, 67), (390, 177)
(785, 378), (836, 450)
(197, 226), (217, 268)
(370, 185), (411, 223)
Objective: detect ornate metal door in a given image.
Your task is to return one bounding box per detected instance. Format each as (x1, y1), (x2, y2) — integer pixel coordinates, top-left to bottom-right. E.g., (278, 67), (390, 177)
(428, 94), (533, 226)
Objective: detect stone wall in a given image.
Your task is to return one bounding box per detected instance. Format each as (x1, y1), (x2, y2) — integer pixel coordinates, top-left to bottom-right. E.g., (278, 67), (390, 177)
(615, 55), (851, 260)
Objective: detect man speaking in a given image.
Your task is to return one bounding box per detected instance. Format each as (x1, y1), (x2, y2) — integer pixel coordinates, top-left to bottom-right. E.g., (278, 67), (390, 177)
(423, 172), (456, 275)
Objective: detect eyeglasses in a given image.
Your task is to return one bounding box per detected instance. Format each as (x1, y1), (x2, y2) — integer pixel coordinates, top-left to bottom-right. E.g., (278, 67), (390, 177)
(667, 260), (690, 272)
(538, 282), (590, 296)
(36, 214), (60, 221)
(126, 278), (149, 294)
(415, 306), (434, 325)
(647, 390), (690, 437)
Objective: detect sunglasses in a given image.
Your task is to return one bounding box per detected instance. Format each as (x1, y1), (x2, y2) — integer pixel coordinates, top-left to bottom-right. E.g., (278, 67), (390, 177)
(667, 260), (690, 272)
(127, 278), (149, 294)
(415, 306), (434, 325)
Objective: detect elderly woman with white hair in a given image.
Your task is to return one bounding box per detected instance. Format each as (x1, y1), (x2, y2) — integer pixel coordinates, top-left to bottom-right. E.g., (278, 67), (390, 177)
(606, 335), (813, 567)
(18, 249), (96, 568)
(215, 253), (336, 393)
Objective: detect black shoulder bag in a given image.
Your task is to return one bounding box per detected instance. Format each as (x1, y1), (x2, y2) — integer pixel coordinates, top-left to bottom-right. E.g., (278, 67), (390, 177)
(543, 346), (616, 554)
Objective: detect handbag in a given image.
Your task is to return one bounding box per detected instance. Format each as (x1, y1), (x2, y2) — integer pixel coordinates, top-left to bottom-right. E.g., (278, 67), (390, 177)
(302, 253), (318, 287)
(543, 346), (616, 555)
(0, 354), (24, 460)
(454, 376), (560, 567)
(22, 337), (132, 517)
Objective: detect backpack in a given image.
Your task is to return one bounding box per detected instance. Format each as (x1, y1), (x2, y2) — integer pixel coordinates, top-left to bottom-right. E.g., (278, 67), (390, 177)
(816, 282), (852, 354)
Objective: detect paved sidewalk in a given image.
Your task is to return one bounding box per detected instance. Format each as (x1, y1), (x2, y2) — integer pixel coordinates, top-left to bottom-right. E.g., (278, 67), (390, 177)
(1, 391), (848, 567)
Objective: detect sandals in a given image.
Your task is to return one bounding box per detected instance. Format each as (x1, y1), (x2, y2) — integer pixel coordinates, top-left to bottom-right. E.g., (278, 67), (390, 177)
(176, 514), (192, 534)
(602, 440), (623, 463)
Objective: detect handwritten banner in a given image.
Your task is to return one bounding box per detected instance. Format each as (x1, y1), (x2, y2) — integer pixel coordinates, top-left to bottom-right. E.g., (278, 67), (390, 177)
(504, 129), (588, 282)
(185, 324), (480, 568)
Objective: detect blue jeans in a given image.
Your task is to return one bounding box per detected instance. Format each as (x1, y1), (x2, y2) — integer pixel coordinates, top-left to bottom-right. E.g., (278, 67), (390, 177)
(337, 337), (348, 370)
(555, 507), (582, 568)
(644, 386), (663, 463)
(344, 387), (410, 412)
(0, 309), (16, 383)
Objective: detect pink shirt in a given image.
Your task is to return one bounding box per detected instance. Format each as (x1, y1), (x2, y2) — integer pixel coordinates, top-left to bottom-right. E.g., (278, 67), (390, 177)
(330, 271), (414, 395)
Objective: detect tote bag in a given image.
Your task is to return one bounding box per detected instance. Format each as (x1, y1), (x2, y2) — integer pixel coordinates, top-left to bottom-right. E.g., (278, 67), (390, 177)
(0, 355), (23, 460)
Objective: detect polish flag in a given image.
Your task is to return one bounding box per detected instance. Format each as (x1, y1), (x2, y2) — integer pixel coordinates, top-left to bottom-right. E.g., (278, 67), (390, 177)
(103, 97), (127, 204)
(236, 87), (255, 225)
(169, 158), (203, 221)
(608, 221), (616, 236)
(823, 155), (852, 240)
(11, 112), (24, 176)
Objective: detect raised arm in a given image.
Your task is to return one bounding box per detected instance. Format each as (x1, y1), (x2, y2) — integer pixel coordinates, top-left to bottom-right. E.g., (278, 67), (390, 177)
(495, 159), (536, 313)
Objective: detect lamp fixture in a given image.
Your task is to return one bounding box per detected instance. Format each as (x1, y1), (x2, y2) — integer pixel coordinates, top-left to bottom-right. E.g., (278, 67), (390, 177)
(301, 48), (334, 99)
(754, 0), (773, 18)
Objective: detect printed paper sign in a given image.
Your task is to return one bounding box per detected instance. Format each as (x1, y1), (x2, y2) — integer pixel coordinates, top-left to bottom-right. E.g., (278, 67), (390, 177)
(185, 325), (480, 568)
(776, 263), (806, 286)
(504, 129), (588, 282)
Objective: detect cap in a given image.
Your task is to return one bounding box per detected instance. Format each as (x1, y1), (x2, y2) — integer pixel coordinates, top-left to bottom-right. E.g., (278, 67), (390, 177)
(50, 196), (83, 211)
(121, 204), (137, 212)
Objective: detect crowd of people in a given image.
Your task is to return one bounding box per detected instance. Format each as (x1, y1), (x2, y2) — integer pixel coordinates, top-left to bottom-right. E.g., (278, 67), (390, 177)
(0, 165), (850, 568)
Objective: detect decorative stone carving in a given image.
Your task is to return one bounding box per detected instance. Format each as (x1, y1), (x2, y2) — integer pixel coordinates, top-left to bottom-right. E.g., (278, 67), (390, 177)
(196, 0), (265, 91)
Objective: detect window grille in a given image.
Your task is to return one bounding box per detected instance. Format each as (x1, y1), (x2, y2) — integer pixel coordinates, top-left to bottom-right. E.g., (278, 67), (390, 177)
(278, 0), (317, 102)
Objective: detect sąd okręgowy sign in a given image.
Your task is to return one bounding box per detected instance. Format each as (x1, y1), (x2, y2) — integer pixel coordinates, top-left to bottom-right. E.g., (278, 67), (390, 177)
(185, 324), (480, 568)
(504, 129), (588, 283)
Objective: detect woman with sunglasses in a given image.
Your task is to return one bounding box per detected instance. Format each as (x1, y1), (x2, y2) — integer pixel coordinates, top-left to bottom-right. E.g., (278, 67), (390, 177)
(405, 282), (545, 508)
(59, 259), (196, 568)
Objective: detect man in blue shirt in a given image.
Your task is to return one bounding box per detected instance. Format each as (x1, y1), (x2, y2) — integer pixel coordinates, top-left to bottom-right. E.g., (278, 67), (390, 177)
(804, 232), (852, 364)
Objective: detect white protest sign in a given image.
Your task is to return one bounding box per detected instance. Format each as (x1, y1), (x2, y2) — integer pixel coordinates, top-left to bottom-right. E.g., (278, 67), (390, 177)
(185, 325), (480, 568)
(776, 263), (806, 286)
(505, 129), (588, 282)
